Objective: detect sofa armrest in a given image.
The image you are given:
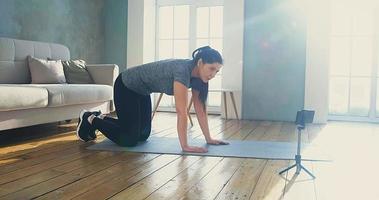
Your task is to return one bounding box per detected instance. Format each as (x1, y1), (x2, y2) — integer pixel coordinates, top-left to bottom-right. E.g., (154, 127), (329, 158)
(86, 64), (119, 86)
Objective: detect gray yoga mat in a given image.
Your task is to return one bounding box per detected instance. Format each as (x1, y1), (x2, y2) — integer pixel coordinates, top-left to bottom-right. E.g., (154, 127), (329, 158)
(87, 137), (332, 161)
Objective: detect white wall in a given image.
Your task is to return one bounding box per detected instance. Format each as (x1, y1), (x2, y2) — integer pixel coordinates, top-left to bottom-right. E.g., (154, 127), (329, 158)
(128, 0), (156, 106)
(143, 0), (156, 64)
(304, 0), (330, 123)
(127, 0), (156, 66)
(127, 0), (145, 68)
(221, 0), (244, 119)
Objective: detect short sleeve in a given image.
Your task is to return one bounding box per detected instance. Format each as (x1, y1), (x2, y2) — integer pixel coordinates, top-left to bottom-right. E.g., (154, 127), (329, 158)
(173, 65), (190, 88)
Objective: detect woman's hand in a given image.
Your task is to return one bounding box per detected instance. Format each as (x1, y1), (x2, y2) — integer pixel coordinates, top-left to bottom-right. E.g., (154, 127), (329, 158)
(182, 146), (208, 153)
(206, 138), (229, 145)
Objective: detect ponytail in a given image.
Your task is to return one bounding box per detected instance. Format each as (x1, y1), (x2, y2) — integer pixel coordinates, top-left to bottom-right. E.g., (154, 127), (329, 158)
(192, 46), (223, 66)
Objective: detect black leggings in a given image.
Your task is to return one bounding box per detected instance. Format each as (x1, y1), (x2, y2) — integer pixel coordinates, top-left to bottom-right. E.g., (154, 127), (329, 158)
(92, 75), (152, 147)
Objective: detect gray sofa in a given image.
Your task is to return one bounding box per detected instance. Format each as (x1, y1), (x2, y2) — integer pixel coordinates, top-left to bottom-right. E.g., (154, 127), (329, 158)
(0, 37), (119, 131)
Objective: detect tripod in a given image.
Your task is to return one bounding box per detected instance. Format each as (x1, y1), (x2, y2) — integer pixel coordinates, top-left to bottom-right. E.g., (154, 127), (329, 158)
(279, 110), (316, 179)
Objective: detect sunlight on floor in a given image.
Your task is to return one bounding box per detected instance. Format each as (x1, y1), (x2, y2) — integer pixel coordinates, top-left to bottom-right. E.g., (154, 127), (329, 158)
(309, 121), (379, 200)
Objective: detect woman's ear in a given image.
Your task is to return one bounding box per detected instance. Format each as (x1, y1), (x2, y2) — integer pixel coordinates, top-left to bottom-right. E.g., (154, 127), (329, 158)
(197, 58), (203, 67)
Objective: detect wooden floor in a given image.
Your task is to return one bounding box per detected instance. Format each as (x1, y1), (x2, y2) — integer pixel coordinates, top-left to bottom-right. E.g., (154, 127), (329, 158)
(1, 112), (379, 200)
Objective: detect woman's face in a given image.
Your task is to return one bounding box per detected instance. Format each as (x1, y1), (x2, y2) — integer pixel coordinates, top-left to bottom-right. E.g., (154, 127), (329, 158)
(198, 59), (222, 83)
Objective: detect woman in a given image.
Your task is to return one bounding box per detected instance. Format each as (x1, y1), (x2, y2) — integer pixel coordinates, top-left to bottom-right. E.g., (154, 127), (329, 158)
(76, 46), (229, 153)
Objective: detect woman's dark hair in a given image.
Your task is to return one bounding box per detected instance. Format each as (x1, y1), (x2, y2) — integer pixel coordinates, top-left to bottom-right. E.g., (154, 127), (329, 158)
(190, 46), (223, 108)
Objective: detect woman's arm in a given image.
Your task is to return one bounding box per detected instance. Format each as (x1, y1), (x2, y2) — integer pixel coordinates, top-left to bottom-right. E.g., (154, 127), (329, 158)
(174, 81), (207, 153)
(192, 89), (229, 145)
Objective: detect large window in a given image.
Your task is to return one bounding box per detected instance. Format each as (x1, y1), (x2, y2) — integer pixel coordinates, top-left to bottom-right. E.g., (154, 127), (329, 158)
(328, 0), (379, 121)
(155, 0), (224, 113)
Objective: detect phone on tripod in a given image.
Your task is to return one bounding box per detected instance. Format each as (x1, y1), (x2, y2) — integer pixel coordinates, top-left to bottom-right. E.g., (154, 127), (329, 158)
(295, 110), (315, 128)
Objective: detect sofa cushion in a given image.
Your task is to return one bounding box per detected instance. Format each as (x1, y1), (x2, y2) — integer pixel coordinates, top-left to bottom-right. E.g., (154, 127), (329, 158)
(0, 85), (48, 111)
(29, 84), (113, 107)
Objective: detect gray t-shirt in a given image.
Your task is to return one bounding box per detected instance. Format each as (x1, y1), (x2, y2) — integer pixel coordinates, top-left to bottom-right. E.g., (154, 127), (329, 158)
(121, 59), (195, 95)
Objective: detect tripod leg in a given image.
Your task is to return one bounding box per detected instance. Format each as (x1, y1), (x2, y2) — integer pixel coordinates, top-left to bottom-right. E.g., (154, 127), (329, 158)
(279, 163), (297, 175)
(301, 165), (316, 179)
(296, 162), (301, 174)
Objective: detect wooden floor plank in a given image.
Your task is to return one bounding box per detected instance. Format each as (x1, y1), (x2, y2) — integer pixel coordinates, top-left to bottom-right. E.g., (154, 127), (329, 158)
(0, 141), (88, 175)
(0, 150), (94, 185)
(108, 156), (202, 200)
(71, 154), (180, 200)
(0, 137), (78, 167)
(249, 160), (289, 200)
(214, 159), (267, 200)
(209, 120), (265, 200)
(246, 121), (289, 200)
(175, 157), (243, 200)
(259, 122), (283, 141)
(244, 121), (272, 141)
(277, 122), (297, 142)
(144, 157), (223, 200)
(35, 154), (160, 200)
(0, 132), (77, 160)
(1, 152), (148, 199)
(226, 120), (259, 140)
(0, 151), (118, 197)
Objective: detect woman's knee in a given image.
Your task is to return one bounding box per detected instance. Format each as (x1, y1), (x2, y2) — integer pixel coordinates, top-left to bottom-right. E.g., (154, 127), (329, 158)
(140, 125), (151, 138)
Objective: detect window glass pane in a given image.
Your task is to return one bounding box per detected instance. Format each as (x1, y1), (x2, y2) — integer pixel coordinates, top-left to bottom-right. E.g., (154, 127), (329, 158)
(352, 9), (374, 36)
(350, 77), (370, 116)
(329, 77), (349, 114)
(174, 5), (189, 39)
(329, 37), (350, 76)
(159, 40), (173, 60)
(173, 40), (189, 58)
(197, 7), (209, 38)
(159, 6), (173, 39)
(208, 92), (221, 107)
(196, 39), (209, 48)
(210, 39), (223, 54)
(351, 37), (372, 77)
(210, 6), (223, 38)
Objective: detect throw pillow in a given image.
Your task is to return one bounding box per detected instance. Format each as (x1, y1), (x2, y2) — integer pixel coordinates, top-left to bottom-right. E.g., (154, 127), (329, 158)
(28, 56), (66, 84)
(61, 60), (94, 84)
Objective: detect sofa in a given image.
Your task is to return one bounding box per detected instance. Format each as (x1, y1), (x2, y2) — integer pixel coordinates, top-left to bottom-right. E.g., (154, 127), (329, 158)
(0, 37), (119, 131)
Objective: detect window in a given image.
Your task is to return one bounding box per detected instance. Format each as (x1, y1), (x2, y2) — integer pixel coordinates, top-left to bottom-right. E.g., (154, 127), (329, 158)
(155, 0), (224, 113)
(197, 6), (223, 107)
(328, 0), (379, 121)
(156, 5), (190, 108)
